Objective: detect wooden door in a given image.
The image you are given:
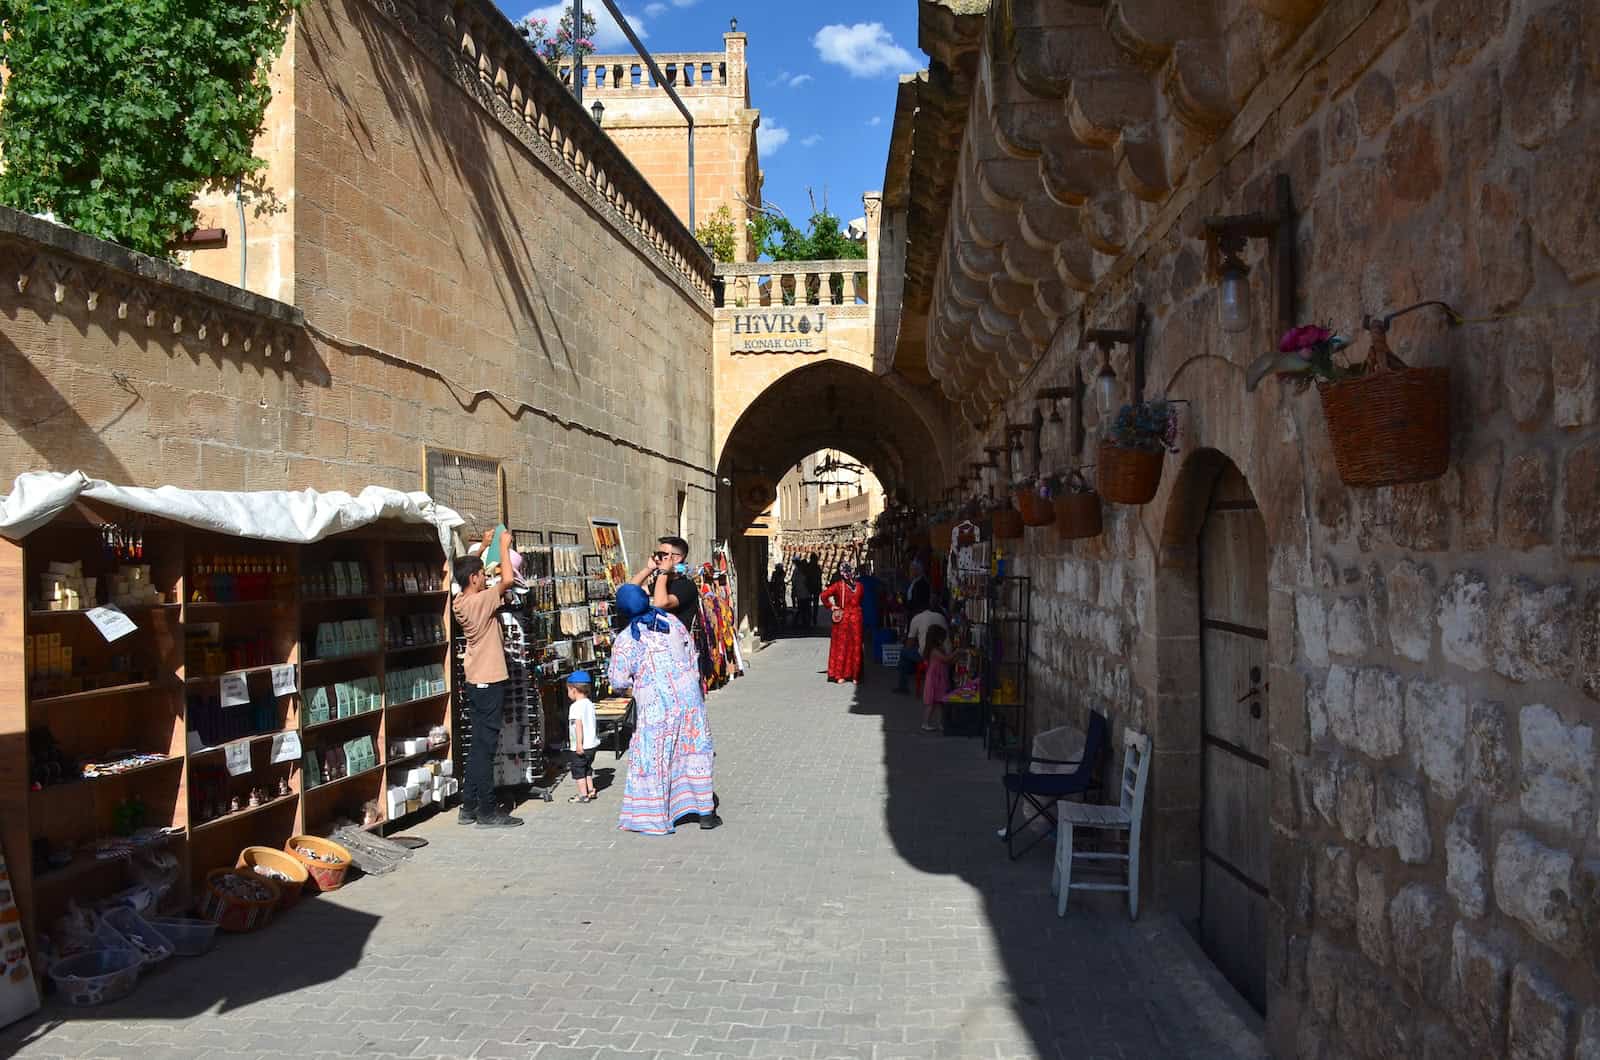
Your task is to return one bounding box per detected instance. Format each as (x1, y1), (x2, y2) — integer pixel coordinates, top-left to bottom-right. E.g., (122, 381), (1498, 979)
(1198, 462), (1269, 1013)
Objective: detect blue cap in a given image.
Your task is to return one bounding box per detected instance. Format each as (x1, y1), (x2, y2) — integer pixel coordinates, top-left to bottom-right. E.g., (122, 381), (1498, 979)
(566, 671), (592, 686)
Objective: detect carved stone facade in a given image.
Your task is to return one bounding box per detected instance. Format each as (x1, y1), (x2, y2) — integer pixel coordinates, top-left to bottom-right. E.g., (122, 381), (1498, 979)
(880, 0), (1600, 1055)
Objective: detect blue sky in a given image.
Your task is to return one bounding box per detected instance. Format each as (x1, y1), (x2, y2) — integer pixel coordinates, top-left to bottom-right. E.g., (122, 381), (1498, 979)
(496, 1), (925, 230)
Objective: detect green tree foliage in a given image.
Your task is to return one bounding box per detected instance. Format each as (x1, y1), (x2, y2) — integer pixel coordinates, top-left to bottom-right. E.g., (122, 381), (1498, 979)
(0, 0), (299, 260)
(750, 209), (865, 262)
(695, 204), (739, 263)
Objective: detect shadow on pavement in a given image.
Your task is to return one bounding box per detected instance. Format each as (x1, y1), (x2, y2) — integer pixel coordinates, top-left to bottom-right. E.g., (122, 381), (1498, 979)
(842, 649), (1265, 1060)
(0, 897), (379, 1051)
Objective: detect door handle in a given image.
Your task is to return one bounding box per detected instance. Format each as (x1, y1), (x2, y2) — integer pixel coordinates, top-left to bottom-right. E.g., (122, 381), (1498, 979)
(1235, 681), (1270, 704)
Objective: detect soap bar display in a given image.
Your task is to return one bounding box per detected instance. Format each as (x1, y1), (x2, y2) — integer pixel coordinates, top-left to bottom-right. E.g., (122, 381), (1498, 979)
(385, 613), (445, 649)
(384, 663), (446, 706)
(384, 561), (443, 594)
(302, 678), (382, 724)
(310, 619), (379, 660)
(301, 560), (368, 599)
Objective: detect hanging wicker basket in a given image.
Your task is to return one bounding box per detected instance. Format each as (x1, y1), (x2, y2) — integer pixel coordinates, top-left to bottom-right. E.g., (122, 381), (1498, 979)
(1096, 442), (1165, 505)
(1015, 488), (1055, 527)
(1318, 329), (1450, 488)
(929, 521), (954, 553)
(1054, 471), (1103, 539)
(992, 505), (1024, 539)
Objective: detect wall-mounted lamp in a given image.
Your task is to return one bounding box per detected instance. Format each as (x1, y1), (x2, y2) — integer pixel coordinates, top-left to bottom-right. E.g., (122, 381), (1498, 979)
(1085, 302), (1148, 416)
(590, 99), (605, 126)
(1037, 386), (1073, 425)
(1203, 173), (1294, 337)
(1006, 424), (1031, 467)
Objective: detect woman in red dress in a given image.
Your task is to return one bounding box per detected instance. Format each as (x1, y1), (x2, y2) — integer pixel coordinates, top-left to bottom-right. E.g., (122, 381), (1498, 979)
(819, 563), (864, 683)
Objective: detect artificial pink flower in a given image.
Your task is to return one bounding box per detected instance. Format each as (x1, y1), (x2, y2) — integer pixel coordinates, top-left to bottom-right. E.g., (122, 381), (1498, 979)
(1278, 324), (1333, 352)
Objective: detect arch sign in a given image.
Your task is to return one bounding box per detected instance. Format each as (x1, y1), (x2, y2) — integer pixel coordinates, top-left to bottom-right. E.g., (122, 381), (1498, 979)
(731, 309), (828, 352)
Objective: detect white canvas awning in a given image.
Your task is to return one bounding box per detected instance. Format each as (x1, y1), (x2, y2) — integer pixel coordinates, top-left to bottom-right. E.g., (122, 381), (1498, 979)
(0, 471), (464, 555)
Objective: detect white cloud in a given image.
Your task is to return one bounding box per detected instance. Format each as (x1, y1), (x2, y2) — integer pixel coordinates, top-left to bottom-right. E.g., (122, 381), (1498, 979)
(524, 3), (648, 49)
(866, 115), (882, 126)
(757, 122), (790, 155)
(769, 71), (815, 89)
(644, 1), (667, 14)
(801, 133), (822, 147)
(812, 22), (919, 78)
(788, 73), (814, 87)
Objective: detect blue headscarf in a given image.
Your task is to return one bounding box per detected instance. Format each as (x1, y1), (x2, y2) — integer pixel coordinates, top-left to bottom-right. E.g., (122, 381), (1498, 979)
(617, 583), (671, 640)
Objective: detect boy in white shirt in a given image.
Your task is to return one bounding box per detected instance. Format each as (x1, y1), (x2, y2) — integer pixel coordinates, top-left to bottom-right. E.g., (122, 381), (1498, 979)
(566, 671), (601, 803)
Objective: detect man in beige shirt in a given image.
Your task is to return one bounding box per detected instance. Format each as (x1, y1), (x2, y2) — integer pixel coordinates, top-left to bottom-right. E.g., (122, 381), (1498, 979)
(452, 554), (523, 828)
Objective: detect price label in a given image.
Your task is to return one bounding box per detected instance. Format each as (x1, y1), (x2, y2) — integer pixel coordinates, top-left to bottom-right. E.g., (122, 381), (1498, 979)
(85, 605), (138, 643)
(224, 740), (252, 777)
(220, 672), (250, 707)
(270, 664), (297, 698)
(270, 730), (302, 764)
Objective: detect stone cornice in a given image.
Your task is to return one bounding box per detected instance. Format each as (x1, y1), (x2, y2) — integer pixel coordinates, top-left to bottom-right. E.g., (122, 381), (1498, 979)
(368, 0), (713, 308)
(715, 260), (867, 277)
(0, 206), (304, 361)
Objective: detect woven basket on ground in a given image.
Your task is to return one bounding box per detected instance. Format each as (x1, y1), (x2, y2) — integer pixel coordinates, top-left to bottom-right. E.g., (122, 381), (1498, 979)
(1317, 332), (1450, 488)
(1015, 488), (1055, 527)
(1096, 442), (1165, 505)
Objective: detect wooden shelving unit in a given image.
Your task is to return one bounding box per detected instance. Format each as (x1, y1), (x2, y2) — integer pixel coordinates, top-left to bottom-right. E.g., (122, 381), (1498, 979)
(0, 502), (455, 969)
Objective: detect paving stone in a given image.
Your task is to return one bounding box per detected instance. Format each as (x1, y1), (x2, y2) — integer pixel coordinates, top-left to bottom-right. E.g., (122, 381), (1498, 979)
(0, 639), (1261, 1060)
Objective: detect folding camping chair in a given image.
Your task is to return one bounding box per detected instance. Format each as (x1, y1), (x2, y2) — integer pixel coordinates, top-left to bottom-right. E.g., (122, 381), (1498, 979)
(1000, 710), (1106, 860)
(1053, 727), (1152, 918)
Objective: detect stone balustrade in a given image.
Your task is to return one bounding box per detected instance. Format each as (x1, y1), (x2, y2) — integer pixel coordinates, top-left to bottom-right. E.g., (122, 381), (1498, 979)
(379, 0), (713, 301)
(563, 52), (730, 94)
(714, 260), (870, 309)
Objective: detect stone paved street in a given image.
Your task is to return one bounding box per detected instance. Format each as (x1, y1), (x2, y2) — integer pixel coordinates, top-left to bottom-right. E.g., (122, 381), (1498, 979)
(1, 636), (1263, 1060)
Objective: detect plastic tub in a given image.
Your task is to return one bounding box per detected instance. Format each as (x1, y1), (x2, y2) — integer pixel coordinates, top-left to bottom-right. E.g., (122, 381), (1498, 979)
(148, 917), (217, 957)
(237, 846), (309, 910)
(100, 908), (173, 967)
(285, 836), (352, 893)
(49, 948), (141, 1006)
(196, 868), (279, 932)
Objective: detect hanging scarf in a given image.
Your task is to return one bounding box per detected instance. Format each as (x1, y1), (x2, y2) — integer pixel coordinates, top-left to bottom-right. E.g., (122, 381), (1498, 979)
(617, 583), (671, 640)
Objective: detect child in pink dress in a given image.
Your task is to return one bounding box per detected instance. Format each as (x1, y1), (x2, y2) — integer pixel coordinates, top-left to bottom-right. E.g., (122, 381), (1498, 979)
(920, 626), (951, 733)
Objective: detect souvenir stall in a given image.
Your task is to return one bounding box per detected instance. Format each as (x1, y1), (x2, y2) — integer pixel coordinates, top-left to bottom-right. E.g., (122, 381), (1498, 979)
(0, 471), (461, 1006)
(693, 546), (743, 691)
(935, 522), (1032, 751)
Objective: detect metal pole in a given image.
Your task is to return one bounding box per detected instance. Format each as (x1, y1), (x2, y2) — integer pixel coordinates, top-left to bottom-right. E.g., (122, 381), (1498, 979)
(596, 0), (696, 233)
(572, 0), (584, 106)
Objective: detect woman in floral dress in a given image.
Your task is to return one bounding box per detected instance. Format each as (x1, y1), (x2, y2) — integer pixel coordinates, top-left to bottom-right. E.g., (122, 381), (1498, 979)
(609, 584), (720, 833)
(819, 562), (865, 683)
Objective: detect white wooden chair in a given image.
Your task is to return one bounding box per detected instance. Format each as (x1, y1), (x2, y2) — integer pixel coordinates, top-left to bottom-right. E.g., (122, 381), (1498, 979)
(1051, 728), (1151, 919)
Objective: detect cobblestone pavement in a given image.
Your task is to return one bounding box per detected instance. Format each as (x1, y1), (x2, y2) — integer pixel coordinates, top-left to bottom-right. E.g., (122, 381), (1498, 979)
(2, 635), (1264, 1060)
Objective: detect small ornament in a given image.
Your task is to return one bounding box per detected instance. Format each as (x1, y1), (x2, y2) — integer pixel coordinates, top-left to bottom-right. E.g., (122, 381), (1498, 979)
(228, 796), (241, 814)
(247, 789), (261, 809)
(277, 777), (291, 798)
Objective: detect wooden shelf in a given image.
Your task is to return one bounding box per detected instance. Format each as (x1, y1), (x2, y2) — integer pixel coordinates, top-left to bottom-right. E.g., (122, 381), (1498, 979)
(303, 762), (383, 796)
(385, 745), (447, 769)
(34, 833), (183, 888)
(386, 640), (448, 656)
(29, 602), (181, 619)
(31, 679), (156, 707)
(184, 598), (290, 611)
(190, 793), (299, 834)
(32, 755), (181, 795)
(189, 729), (296, 757)
(300, 593), (378, 604)
(301, 652), (380, 668)
(386, 691), (449, 711)
(301, 710), (381, 734)
(184, 662), (292, 686)
(385, 590), (447, 599)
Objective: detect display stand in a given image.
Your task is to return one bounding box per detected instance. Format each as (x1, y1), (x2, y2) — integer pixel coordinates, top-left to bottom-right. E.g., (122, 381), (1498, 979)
(0, 500), (453, 968)
(982, 576), (1032, 758)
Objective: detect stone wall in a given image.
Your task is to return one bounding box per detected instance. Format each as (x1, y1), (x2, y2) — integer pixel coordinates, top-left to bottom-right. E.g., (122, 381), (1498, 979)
(0, 0), (719, 566)
(936, 1), (1600, 1055)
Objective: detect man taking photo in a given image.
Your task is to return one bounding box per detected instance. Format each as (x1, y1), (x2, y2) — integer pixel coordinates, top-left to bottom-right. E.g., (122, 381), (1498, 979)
(452, 553), (523, 828)
(631, 535), (699, 634)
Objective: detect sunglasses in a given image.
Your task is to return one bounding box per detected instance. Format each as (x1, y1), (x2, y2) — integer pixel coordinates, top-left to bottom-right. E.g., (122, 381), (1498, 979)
(653, 550), (681, 561)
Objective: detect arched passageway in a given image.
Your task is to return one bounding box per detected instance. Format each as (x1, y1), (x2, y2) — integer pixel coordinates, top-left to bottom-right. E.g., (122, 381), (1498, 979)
(715, 360), (952, 634)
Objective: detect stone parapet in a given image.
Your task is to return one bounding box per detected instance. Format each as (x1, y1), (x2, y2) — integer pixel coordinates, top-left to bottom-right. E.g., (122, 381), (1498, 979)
(369, 0), (713, 303)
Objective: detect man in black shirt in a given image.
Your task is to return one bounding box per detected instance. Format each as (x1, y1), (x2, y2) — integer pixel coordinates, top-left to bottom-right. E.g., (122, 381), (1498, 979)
(631, 535), (700, 633)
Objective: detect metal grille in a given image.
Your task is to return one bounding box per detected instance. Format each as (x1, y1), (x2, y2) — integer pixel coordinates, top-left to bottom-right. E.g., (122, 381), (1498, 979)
(425, 449), (503, 544)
